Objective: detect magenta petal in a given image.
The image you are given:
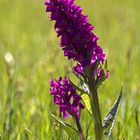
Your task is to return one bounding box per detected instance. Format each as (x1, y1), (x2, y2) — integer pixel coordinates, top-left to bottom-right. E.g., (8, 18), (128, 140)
(63, 111), (69, 118)
(54, 96), (61, 104)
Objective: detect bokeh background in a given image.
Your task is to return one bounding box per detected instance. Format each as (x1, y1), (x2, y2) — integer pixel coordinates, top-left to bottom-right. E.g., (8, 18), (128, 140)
(0, 0), (140, 139)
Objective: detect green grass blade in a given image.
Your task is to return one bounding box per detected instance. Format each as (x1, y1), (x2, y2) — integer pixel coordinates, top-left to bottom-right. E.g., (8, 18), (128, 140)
(51, 114), (78, 140)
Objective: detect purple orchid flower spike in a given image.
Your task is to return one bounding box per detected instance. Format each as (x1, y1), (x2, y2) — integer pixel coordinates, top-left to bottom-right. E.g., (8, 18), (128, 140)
(45, 0), (107, 78)
(50, 77), (84, 119)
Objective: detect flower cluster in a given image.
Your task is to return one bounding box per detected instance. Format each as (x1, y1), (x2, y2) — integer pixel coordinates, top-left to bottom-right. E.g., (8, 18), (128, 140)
(50, 77), (84, 118)
(45, 0), (106, 76)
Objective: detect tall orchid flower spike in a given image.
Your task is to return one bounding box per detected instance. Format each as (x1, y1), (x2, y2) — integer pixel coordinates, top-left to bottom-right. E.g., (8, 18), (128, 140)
(45, 0), (107, 80)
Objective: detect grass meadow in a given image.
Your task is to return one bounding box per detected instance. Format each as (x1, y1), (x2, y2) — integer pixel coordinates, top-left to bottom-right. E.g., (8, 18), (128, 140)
(0, 0), (140, 139)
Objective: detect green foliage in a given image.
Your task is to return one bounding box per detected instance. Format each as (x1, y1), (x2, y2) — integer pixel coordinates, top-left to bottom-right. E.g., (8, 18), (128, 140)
(103, 89), (122, 137)
(81, 94), (92, 115)
(0, 0), (140, 139)
(51, 114), (78, 140)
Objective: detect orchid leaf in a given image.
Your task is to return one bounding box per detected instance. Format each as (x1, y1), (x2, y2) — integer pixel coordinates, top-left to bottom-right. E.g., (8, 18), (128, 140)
(51, 114), (78, 140)
(81, 94), (92, 115)
(102, 89), (122, 136)
(69, 79), (89, 95)
(80, 81), (92, 115)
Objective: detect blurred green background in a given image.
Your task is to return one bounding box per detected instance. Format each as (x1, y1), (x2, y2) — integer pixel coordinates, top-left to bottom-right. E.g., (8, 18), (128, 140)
(0, 0), (140, 139)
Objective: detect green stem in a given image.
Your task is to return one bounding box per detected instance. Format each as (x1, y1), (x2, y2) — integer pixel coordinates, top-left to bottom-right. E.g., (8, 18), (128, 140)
(89, 82), (103, 140)
(2, 79), (13, 140)
(75, 116), (85, 140)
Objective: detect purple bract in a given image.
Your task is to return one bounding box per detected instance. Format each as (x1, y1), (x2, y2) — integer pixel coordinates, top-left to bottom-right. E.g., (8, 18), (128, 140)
(50, 77), (84, 118)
